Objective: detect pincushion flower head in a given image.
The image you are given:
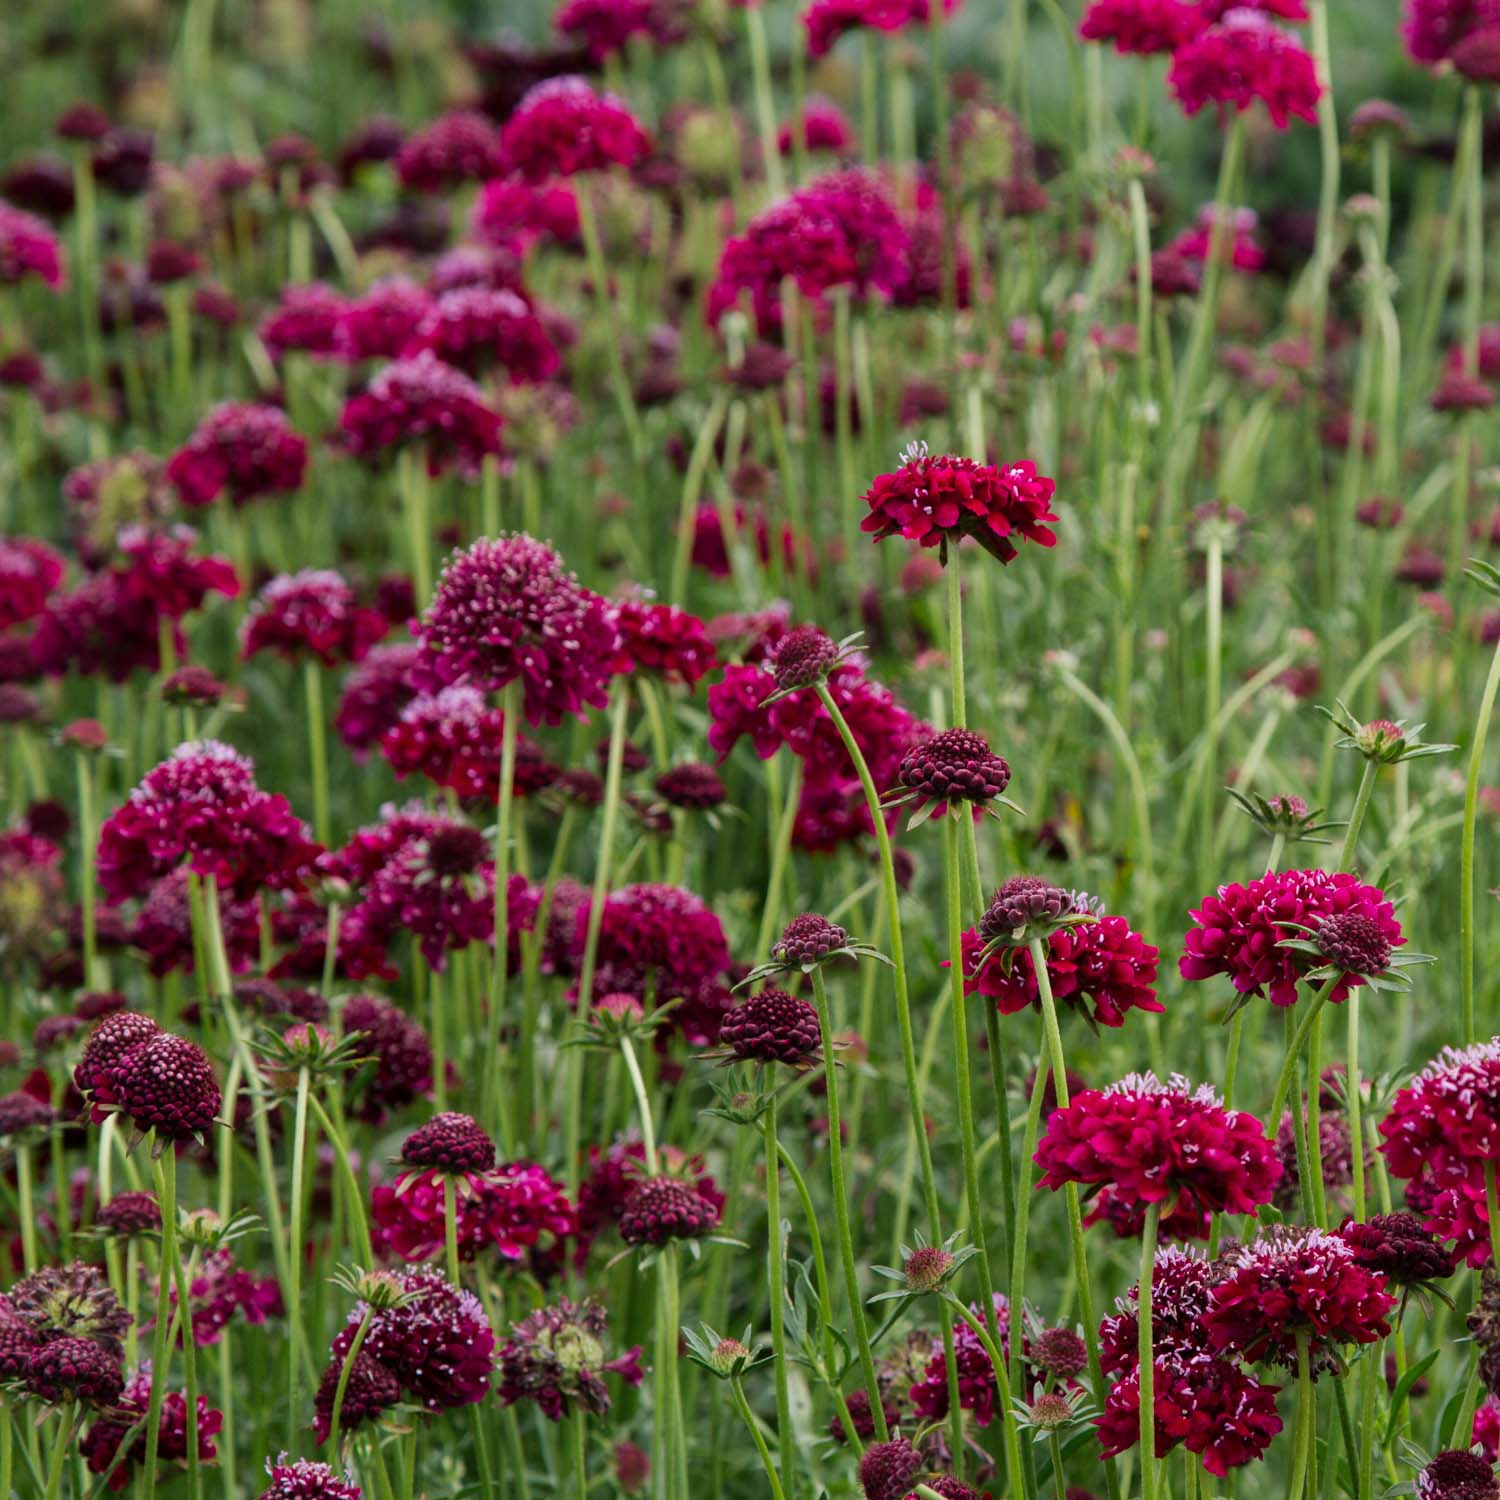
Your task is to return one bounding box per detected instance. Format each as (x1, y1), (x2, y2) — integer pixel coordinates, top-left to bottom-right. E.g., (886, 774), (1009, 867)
(415, 534), (619, 726)
(860, 441), (1059, 564)
(887, 727), (1016, 824)
(395, 110), (500, 192)
(612, 598), (717, 686)
(803, 0), (961, 59)
(498, 1297), (643, 1420)
(499, 76), (651, 182)
(1403, 0), (1500, 66)
(1079, 0), (1204, 53)
(400, 1111), (495, 1178)
(339, 352), (502, 478)
(10, 1262), (133, 1355)
(857, 1438), (923, 1500)
(166, 402), (309, 509)
(340, 993), (433, 1122)
(242, 570), (388, 667)
(0, 537), (65, 629)
(707, 170), (910, 333)
(414, 287), (560, 383)
(618, 1171), (722, 1247)
(91, 1029), (222, 1146)
(260, 1457), (362, 1500)
(23, 1336), (124, 1407)
(1036, 1073), (1281, 1219)
(0, 200), (65, 288)
(1168, 11), (1322, 129)
(1414, 1451), (1500, 1500)
(96, 741), (319, 903)
(716, 986), (823, 1068)
(1180, 867), (1410, 1010)
(1339, 1213), (1456, 1308)
(380, 687), (557, 802)
(83, 1363), (222, 1491)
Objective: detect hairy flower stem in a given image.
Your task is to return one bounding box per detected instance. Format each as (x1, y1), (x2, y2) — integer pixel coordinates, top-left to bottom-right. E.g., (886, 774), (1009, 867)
(14, 1147), (37, 1272)
(1462, 635), (1500, 1044)
(482, 677), (521, 1150)
(142, 1140), (178, 1500)
(41, 1402), (73, 1500)
(567, 682), (628, 1193)
(325, 1304), (374, 1457)
(659, 1247), (689, 1500)
(728, 1372), (785, 1500)
(809, 966), (888, 1442)
(762, 1094), (796, 1500)
(744, 5), (783, 200)
(1010, 1050), (1051, 1491)
(443, 1175), (462, 1286)
(1137, 1202), (1161, 1500)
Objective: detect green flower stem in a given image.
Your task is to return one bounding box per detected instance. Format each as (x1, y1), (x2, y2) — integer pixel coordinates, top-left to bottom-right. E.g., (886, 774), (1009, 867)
(772, 1138), (839, 1381)
(304, 659), (330, 845)
(1288, 1335), (1314, 1500)
(946, 1296), (1028, 1498)
(567, 681), (629, 1193)
(946, 553), (966, 728)
(1486, 1161), (1500, 1273)
(754, 755), (803, 962)
(1137, 1203), (1161, 1500)
(571, 1409), (588, 1500)
(15, 1146), (37, 1272)
(482, 678), (522, 1150)
(1269, 990), (1329, 1131)
(659, 1246), (688, 1500)
(728, 1374), (785, 1500)
(808, 966), (887, 1442)
(620, 1035), (658, 1175)
(76, 750), (99, 988)
(399, 449), (432, 605)
(324, 1303), (373, 1458)
(1198, 532), (1223, 890)
(670, 393), (726, 608)
(286, 1064), (313, 1448)
(1009, 1046), (1051, 1492)
(171, 1247), (205, 1500)
(42, 1401), (74, 1500)
(763, 1094), (796, 1500)
(444, 1175), (462, 1286)
(1462, 635), (1500, 1044)
(308, 1094), (373, 1268)
(744, 4), (784, 200)
(142, 1140), (178, 1500)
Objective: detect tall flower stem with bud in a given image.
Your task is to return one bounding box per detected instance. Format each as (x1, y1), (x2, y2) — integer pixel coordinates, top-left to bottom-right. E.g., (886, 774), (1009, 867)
(142, 1138), (178, 1500)
(762, 1090), (796, 1500)
(286, 1061), (314, 1447)
(1136, 1202), (1161, 1500)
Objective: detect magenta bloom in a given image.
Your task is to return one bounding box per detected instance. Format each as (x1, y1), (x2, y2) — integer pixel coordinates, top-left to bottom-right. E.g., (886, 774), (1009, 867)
(555, 0), (658, 60)
(472, 178), (580, 253)
(574, 882), (731, 1005)
(83, 1364), (222, 1492)
(337, 278), (434, 362)
(414, 287), (560, 382)
(379, 686), (522, 801)
(0, 200), (65, 288)
(133, 869), (260, 978)
(1201, 0), (1307, 14)
(373, 1161), (575, 1265)
(1205, 1226), (1396, 1367)
(242, 570), (387, 667)
(339, 351), (503, 476)
(97, 741), (318, 902)
(1179, 868), (1403, 1007)
(1168, 204), (1266, 272)
(802, 0), (962, 59)
(114, 526), (239, 620)
(171, 1248), (282, 1345)
(960, 913), (1162, 1028)
(779, 98), (856, 156)
(499, 77), (651, 182)
(395, 110), (501, 192)
(1168, 13), (1323, 130)
(1036, 1073), (1281, 1219)
(328, 1271), (494, 1414)
(259, 1458), (362, 1500)
(167, 402), (309, 509)
(860, 442), (1059, 563)
(1403, 0), (1500, 65)
(258, 283), (347, 359)
(340, 993), (433, 1122)
(334, 643), (421, 756)
(910, 1292), (1022, 1428)
(612, 599), (717, 685)
(707, 170), (911, 333)
(0, 537), (65, 629)
(1080, 0), (1203, 51)
(415, 534), (619, 724)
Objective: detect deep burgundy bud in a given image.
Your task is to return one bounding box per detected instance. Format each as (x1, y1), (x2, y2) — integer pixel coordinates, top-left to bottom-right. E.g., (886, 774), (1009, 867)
(770, 627), (839, 693)
(858, 1439), (923, 1500)
(24, 1336), (124, 1407)
(898, 728), (1011, 805)
(97, 1191), (163, 1236)
(654, 763), (726, 810)
(401, 1112), (497, 1175)
(773, 913), (849, 966)
(618, 1175), (721, 1246)
(1316, 911), (1393, 977)
(718, 987), (821, 1066)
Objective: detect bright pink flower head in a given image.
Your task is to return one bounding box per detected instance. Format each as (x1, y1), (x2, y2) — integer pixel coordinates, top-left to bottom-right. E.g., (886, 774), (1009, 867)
(258, 283), (348, 359)
(1475, 1397), (1500, 1462)
(414, 287), (560, 382)
(337, 278), (434, 363)
(1097, 1355), (1282, 1477)
(1081, 0), (1205, 50)
(1080, 0), (1204, 51)
(575, 882), (731, 1005)
(860, 441), (1059, 563)
(707, 170), (911, 333)
(96, 741), (320, 903)
(173, 1247), (281, 1345)
(0, 200), (65, 289)
(1168, 203), (1266, 272)
(416, 534), (619, 724)
(0, 537), (65, 629)
(1168, 13), (1323, 130)
(330, 1270), (494, 1414)
(612, 599), (717, 685)
(114, 526), (239, 620)
(339, 351), (503, 477)
(1179, 868), (1403, 1007)
(960, 913), (1163, 1029)
(335, 643), (421, 755)
(395, 110), (501, 192)
(241, 569), (387, 666)
(167, 402), (309, 509)
(779, 98), (856, 157)
(1035, 1072), (1282, 1218)
(499, 77), (651, 182)
(83, 1363), (222, 1491)
(1100, 1245), (1222, 1371)
(803, 0), (961, 59)
(555, 0), (657, 60)
(1201, 0), (1307, 15)
(1205, 1226), (1396, 1367)
(1403, 0), (1500, 65)
(380, 686), (557, 801)
(472, 178), (580, 253)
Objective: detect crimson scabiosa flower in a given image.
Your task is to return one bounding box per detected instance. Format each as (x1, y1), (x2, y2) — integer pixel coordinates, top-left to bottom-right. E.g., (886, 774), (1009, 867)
(23, 1335), (124, 1407)
(242, 569), (387, 667)
(890, 727), (1014, 823)
(654, 763), (727, 810)
(341, 993), (434, 1122)
(1403, 0), (1500, 66)
(380, 687), (557, 802)
(1079, 0), (1204, 52)
(0, 537), (65, 628)
(83, 1363), (222, 1491)
(166, 402), (308, 509)
(857, 1437), (924, 1500)
(706, 169), (910, 333)
(1205, 1225), (1396, 1368)
(770, 626), (842, 693)
(340, 351), (503, 478)
(1339, 1213), (1456, 1303)
(1036, 1073), (1281, 1219)
(97, 1191), (163, 1237)
(803, 0), (960, 59)
(311, 1348), (400, 1443)
(555, 0), (656, 59)
(612, 598), (717, 686)
(401, 1111), (496, 1176)
(96, 741), (319, 903)
(619, 1172), (721, 1246)
(395, 110), (500, 192)
(259, 283), (347, 360)
(718, 986), (822, 1067)
(859, 441), (1059, 564)
(329, 1270), (495, 1414)
(414, 534), (619, 724)
(1179, 867), (1406, 1008)
(335, 643), (420, 756)
(772, 913), (852, 967)
(1168, 203), (1266, 271)
(0, 200), (65, 288)
(413, 287), (560, 382)
(336, 278), (433, 362)
(114, 525), (239, 621)
(1168, 11), (1322, 129)
(910, 1292), (1022, 1428)
(260, 1456), (363, 1500)
(104, 1031), (222, 1144)
(1416, 1451), (1500, 1499)
(779, 97), (856, 156)
(133, 869), (259, 978)
(499, 76), (651, 182)
(961, 910), (1163, 1029)
(573, 882), (730, 1006)
(498, 1297), (643, 1419)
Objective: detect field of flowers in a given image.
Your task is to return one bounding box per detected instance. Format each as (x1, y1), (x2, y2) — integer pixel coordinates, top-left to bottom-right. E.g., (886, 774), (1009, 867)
(6, 0), (1500, 1497)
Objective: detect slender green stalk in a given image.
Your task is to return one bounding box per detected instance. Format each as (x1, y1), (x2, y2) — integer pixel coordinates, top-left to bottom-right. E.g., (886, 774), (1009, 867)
(744, 4), (784, 200)
(571, 1409), (588, 1500)
(727, 1375), (785, 1500)
(15, 1147), (37, 1272)
(304, 659), (330, 845)
(1288, 1335), (1314, 1500)
(1137, 1203), (1161, 1500)
(1269, 990), (1329, 1129)
(574, 186), (645, 465)
(1462, 636), (1500, 1043)
(763, 1094), (796, 1500)
(286, 1065), (313, 1448)
(76, 750), (99, 988)
(808, 967), (887, 1442)
(444, 1175), (462, 1287)
(482, 678), (522, 1147)
(141, 1142), (177, 1500)
(42, 1402), (74, 1500)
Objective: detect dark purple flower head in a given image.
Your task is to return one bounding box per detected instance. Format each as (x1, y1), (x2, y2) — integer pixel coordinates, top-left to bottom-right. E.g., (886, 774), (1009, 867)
(414, 287), (559, 382)
(0, 200), (65, 289)
(0, 536), (66, 629)
(242, 570), (388, 667)
(339, 351), (503, 477)
(335, 644), (421, 756)
(654, 763), (727, 810)
(341, 993), (433, 1123)
(110, 1032), (222, 1142)
(858, 1439), (923, 1500)
(259, 1457), (363, 1500)
(898, 727), (1011, 816)
(311, 1348), (400, 1443)
(773, 913), (850, 966)
(337, 279), (433, 363)
(619, 1173), (721, 1246)
(0, 1090), (53, 1137)
(11, 1262), (133, 1355)
(1339, 1213), (1455, 1288)
(401, 1112), (496, 1175)
(498, 1297), (643, 1420)
(770, 626), (840, 693)
(166, 403), (308, 509)
(1417, 1451), (1499, 1500)
(83, 1363), (222, 1491)
(1033, 1326), (1089, 1378)
(24, 1336), (124, 1407)
(719, 987), (822, 1066)
(98, 1192), (163, 1237)
(1080, 0), (1205, 53)
(978, 876), (1079, 946)
(396, 111), (501, 192)
(259, 283), (347, 360)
